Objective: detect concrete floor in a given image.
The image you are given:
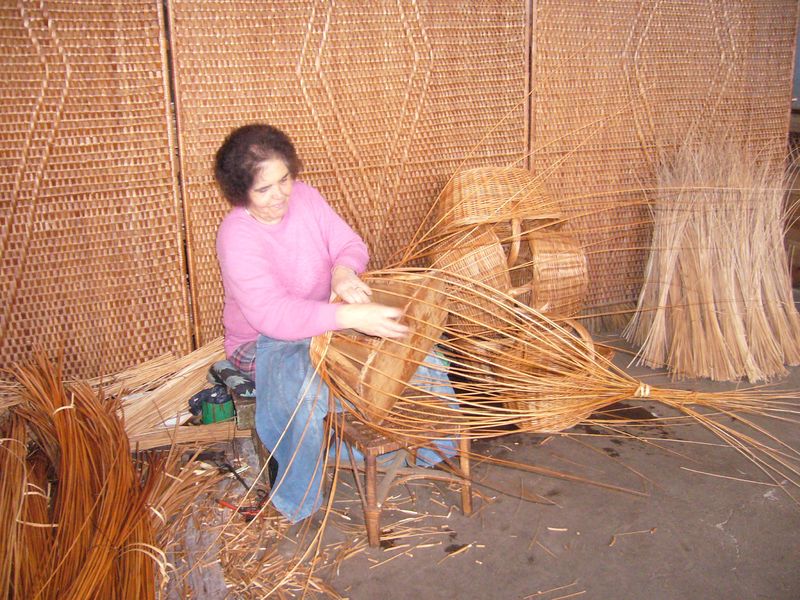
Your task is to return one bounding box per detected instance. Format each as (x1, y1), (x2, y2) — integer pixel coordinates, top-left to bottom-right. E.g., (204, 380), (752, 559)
(316, 343), (800, 600)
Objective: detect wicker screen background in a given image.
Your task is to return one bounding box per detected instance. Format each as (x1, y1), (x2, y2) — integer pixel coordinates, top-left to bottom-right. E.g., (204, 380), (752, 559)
(168, 0), (529, 345)
(530, 1), (798, 314)
(0, 1), (796, 377)
(0, 1), (191, 378)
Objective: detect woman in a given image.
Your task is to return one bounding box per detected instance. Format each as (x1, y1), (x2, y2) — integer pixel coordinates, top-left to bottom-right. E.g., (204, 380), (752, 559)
(215, 123), (408, 377)
(214, 124), (414, 522)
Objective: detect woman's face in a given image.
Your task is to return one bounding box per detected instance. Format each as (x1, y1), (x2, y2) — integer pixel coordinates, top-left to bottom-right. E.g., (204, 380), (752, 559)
(246, 158), (294, 224)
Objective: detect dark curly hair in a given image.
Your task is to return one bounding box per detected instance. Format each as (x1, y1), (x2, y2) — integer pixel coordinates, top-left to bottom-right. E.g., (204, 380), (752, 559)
(214, 124), (302, 207)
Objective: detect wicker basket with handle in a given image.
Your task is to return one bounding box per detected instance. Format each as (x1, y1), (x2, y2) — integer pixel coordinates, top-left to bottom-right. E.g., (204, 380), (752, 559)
(437, 166), (561, 230)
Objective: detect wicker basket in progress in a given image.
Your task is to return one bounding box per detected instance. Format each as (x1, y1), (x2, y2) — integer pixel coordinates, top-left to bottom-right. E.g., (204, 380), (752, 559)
(310, 273), (448, 425)
(451, 319), (602, 432)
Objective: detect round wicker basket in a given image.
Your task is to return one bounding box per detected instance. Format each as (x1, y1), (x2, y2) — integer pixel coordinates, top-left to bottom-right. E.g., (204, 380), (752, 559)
(527, 230), (588, 317)
(437, 166), (561, 229)
(430, 225), (518, 335)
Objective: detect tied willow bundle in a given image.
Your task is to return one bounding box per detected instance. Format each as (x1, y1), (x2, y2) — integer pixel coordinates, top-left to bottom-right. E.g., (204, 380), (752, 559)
(310, 156), (800, 497)
(310, 268), (800, 496)
(0, 338), (245, 450)
(0, 353), (161, 598)
(624, 143), (800, 382)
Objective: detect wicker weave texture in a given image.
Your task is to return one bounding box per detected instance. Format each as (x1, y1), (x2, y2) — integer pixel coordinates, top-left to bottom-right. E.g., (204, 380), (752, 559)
(0, 1), (191, 378)
(168, 0), (528, 344)
(437, 167), (561, 229)
(431, 225), (514, 335)
(530, 0), (797, 312)
(527, 231), (587, 317)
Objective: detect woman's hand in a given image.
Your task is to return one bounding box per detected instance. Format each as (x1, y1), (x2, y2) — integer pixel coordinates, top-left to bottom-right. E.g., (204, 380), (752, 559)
(331, 266), (372, 304)
(336, 303), (410, 339)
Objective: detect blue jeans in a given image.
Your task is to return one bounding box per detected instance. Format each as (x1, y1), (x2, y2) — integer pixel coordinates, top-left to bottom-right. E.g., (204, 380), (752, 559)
(254, 335), (456, 523)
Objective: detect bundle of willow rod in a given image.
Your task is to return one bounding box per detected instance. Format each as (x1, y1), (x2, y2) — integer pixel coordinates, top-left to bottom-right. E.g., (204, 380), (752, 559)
(107, 337), (250, 450)
(0, 353), (225, 599)
(313, 267), (800, 493)
(0, 338), (244, 450)
(623, 143), (800, 382)
(104, 338), (231, 447)
(0, 353), (160, 598)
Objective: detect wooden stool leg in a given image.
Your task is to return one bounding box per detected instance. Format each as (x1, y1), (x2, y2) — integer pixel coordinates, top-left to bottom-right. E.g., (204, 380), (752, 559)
(251, 428), (271, 488)
(459, 435), (473, 516)
(375, 450), (409, 506)
(364, 453), (380, 547)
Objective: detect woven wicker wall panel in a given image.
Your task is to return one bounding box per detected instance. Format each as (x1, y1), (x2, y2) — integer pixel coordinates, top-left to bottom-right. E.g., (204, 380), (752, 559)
(530, 1), (797, 314)
(168, 0), (528, 345)
(0, 1), (191, 378)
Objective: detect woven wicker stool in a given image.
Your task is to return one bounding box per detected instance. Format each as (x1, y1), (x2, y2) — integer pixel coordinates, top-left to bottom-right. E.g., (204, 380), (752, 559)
(326, 403), (472, 547)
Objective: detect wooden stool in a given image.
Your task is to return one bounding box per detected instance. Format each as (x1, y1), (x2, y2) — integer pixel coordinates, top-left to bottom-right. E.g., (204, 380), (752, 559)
(326, 401), (472, 547)
(232, 389), (472, 544)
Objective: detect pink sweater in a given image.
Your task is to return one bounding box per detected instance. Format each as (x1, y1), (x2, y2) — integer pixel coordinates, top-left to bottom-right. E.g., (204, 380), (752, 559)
(216, 181), (369, 356)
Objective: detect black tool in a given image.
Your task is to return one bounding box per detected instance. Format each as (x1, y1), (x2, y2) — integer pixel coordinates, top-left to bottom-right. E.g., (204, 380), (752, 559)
(218, 462), (254, 492)
(215, 462), (269, 522)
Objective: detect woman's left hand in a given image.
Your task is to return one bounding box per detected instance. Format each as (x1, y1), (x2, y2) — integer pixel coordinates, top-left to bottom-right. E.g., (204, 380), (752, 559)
(331, 266), (372, 304)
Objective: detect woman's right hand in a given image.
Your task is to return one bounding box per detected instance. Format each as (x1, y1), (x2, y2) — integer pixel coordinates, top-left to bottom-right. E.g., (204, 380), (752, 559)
(336, 303), (410, 339)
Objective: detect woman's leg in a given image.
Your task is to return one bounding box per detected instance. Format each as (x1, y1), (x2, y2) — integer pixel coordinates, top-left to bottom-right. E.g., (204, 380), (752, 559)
(254, 336), (330, 523)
